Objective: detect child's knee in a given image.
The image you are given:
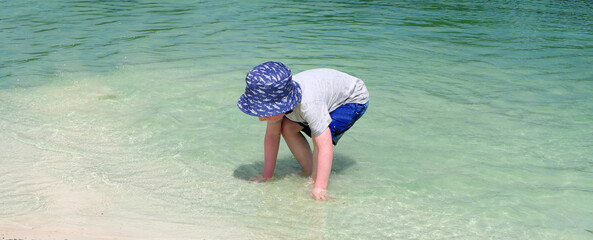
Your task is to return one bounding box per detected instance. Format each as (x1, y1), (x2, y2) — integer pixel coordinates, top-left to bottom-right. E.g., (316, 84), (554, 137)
(281, 118), (302, 135)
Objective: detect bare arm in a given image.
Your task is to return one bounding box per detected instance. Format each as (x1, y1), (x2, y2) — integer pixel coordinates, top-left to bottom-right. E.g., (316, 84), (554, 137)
(261, 119), (282, 179)
(311, 127), (334, 200)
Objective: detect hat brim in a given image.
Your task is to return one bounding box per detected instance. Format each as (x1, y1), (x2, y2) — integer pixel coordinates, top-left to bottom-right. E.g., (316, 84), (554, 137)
(238, 81), (301, 117)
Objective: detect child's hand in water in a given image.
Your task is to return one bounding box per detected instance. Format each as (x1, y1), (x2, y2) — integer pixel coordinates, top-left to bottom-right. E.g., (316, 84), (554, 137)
(249, 175), (270, 183)
(311, 188), (335, 201)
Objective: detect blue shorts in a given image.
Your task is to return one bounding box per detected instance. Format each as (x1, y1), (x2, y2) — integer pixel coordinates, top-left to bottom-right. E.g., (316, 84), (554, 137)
(298, 102), (369, 145)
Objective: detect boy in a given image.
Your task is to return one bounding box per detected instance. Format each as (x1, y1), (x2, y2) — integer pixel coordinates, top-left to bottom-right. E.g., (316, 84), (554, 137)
(238, 62), (369, 200)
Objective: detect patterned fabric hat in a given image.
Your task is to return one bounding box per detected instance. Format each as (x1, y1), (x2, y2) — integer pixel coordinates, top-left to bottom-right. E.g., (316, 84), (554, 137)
(238, 62), (302, 117)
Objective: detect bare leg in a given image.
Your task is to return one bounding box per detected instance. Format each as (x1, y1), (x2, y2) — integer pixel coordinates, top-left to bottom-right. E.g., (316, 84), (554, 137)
(311, 143), (318, 181)
(281, 118), (313, 174)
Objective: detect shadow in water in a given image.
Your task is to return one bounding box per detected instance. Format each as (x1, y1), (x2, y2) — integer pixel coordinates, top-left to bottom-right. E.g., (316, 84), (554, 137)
(233, 153), (357, 181)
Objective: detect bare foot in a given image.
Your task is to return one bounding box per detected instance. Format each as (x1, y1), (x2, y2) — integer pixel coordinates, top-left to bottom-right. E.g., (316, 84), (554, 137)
(290, 171), (311, 178)
(303, 177), (315, 187)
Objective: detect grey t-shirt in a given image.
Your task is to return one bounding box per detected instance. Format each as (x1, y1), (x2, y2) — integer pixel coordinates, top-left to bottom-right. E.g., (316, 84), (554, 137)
(285, 68), (369, 136)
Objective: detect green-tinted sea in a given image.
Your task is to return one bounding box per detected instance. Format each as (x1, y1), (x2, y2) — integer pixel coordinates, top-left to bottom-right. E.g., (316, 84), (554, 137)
(1, 0), (592, 239)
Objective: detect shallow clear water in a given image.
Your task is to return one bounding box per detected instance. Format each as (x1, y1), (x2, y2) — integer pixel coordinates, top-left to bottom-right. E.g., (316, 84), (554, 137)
(1, 0), (593, 239)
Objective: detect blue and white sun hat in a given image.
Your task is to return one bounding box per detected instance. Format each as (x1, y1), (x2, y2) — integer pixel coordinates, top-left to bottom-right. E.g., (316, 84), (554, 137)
(238, 62), (302, 117)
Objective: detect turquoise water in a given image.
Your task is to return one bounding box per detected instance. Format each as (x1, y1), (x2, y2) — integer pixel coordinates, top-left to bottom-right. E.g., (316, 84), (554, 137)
(1, 0), (593, 239)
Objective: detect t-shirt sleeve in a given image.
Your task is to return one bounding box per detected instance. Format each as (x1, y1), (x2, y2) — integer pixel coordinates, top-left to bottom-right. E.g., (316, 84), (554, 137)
(302, 101), (332, 137)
